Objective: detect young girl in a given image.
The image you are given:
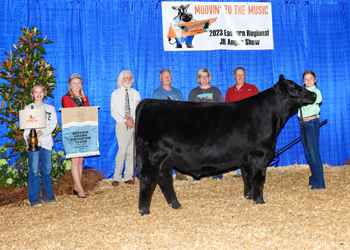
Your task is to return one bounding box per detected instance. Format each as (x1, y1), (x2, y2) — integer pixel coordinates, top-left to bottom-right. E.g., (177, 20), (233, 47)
(298, 70), (325, 189)
(23, 84), (57, 206)
(62, 73), (89, 198)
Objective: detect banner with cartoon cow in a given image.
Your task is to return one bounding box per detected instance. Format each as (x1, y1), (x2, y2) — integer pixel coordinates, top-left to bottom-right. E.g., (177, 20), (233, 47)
(61, 106), (100, 159)
(162, 2), (273, 51)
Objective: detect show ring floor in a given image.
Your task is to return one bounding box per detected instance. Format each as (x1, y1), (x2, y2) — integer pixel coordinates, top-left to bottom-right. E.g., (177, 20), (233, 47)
(1, 164), (349, 249)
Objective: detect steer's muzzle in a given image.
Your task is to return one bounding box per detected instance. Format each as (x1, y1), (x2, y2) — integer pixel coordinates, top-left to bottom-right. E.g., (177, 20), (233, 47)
(302, 91), (317, 105)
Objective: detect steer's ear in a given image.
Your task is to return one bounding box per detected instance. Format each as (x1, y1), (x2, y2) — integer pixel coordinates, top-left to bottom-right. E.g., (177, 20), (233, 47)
(279, 75), (285, 81)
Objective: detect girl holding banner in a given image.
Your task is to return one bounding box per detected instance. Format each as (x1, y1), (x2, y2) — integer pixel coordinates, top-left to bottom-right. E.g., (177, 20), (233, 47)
(23, 84), (57, 206)
(62, 73), (90, 198)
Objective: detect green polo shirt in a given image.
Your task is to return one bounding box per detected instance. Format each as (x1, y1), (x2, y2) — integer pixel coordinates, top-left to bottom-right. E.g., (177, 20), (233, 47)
(298, 85), (322, 118)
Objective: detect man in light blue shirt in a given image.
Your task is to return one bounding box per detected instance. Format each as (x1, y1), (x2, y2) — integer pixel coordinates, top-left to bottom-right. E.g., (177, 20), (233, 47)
(152, 69), (184, 101)
(152, 69), (187, 181)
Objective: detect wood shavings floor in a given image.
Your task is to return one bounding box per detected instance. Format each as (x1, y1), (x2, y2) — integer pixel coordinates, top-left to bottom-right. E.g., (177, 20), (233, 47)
(1, 164), (349, 249)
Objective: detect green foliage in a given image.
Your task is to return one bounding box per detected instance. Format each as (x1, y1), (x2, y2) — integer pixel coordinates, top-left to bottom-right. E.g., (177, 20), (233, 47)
(0, 145), (28, 188)
(50, 149), (72, 185)
(0, 27), (64, 187)
(0, 146), (72, 188)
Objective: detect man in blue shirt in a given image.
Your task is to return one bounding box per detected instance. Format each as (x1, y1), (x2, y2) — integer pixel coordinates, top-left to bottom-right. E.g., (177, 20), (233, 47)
(152, 69), (184, 101)
(152, 69), (187, 181)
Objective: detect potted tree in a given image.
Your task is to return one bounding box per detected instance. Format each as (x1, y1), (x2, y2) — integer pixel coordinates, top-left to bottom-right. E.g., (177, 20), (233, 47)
(0, 27), (68, 188)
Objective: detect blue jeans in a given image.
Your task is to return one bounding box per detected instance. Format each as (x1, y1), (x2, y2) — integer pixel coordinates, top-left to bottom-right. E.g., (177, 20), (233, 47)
(28, 147), (56, 206)
(300, 118), (326, 189)
(176, 35), (194, 46)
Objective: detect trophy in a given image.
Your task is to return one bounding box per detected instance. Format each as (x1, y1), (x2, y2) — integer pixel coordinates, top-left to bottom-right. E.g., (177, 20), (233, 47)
(19, 107), (46, 152)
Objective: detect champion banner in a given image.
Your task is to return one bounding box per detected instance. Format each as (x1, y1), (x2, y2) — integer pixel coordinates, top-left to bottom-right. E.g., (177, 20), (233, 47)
(162, 2), (273, 51)
(61, 106), (100, 159)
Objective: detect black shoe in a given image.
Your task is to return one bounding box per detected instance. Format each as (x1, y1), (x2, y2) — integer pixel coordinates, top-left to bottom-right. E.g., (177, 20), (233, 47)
(78, 194), (90, 199)
(73, 189), (78, 196)
(77, 194), (89, 199)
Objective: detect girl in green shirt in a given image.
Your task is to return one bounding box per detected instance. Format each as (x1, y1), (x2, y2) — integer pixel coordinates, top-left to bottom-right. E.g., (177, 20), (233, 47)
(298, 70), (325, 189)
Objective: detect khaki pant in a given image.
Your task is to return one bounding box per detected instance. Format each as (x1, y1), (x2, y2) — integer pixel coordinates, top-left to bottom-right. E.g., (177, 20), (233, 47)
(113, 123), (134, 182)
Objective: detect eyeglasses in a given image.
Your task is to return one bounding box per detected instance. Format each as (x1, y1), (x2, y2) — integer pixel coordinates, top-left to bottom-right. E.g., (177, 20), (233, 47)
(199, 75), (209, 79)
(123, 77), (133, 80)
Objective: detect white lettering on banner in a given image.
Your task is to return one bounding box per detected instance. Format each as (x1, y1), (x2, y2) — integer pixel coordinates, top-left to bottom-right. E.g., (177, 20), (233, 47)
(162, 2), (274, 51)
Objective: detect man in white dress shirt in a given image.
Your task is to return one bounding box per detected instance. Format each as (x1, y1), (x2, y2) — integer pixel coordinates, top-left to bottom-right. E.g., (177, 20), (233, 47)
(110, 70), (141, 186)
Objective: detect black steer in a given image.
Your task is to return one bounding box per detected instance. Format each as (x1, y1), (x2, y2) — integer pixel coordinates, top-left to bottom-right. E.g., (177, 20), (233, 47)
(135, 75), (316, 215)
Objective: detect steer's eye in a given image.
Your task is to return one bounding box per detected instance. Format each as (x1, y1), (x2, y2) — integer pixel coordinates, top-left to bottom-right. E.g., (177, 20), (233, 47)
(288, 88), (297, 96)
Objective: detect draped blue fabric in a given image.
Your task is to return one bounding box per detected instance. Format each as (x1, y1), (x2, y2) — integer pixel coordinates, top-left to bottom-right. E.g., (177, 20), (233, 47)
(1, 0), (349, 178)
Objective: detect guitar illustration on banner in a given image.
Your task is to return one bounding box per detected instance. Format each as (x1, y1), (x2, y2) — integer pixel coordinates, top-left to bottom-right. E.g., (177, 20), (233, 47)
(167, 4), (217, 49)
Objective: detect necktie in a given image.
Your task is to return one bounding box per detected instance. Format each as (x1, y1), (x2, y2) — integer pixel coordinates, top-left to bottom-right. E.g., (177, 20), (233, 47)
(125, 88), (131, 118)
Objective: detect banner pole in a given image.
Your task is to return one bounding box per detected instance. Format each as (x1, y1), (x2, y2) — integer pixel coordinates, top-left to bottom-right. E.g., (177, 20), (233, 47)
(133, 129), (136, 183)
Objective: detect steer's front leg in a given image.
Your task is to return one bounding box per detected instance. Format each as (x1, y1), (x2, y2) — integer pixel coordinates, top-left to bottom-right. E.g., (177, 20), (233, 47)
(251, 166), (267, 204)
(241, 166), (253, 200)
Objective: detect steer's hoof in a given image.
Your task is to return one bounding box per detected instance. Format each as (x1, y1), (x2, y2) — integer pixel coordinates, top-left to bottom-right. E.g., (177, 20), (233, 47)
(139, 209), (150, 215)
(245, 191), (253, 200)
(170, 202), (182, 210)
(253, 199), (265, 204)
(169, 203), (182, 210)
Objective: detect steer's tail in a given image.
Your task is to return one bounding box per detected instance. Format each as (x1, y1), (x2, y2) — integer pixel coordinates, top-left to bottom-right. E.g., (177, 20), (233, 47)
(136, 153), (142, 177)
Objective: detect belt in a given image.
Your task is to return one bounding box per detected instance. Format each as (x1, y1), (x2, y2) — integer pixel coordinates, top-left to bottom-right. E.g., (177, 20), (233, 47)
(299, 115), (318, 122)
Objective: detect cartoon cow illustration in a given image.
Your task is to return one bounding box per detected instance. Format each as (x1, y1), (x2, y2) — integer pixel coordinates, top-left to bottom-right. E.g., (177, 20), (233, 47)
(167, 4), (216, 49)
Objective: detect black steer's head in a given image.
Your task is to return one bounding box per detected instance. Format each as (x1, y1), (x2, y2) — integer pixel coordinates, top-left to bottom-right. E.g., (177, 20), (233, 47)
(172, 4), (193, 22)
(273, 75), (316, 111)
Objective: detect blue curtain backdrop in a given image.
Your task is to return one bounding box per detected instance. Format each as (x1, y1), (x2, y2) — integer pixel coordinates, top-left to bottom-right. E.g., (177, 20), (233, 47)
(0, 0), (349, 178)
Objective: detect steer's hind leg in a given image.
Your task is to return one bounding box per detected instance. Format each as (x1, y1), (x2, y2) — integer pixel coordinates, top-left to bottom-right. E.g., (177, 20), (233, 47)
(158, 163), (182, 210)
(138, 164), (159, 215)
